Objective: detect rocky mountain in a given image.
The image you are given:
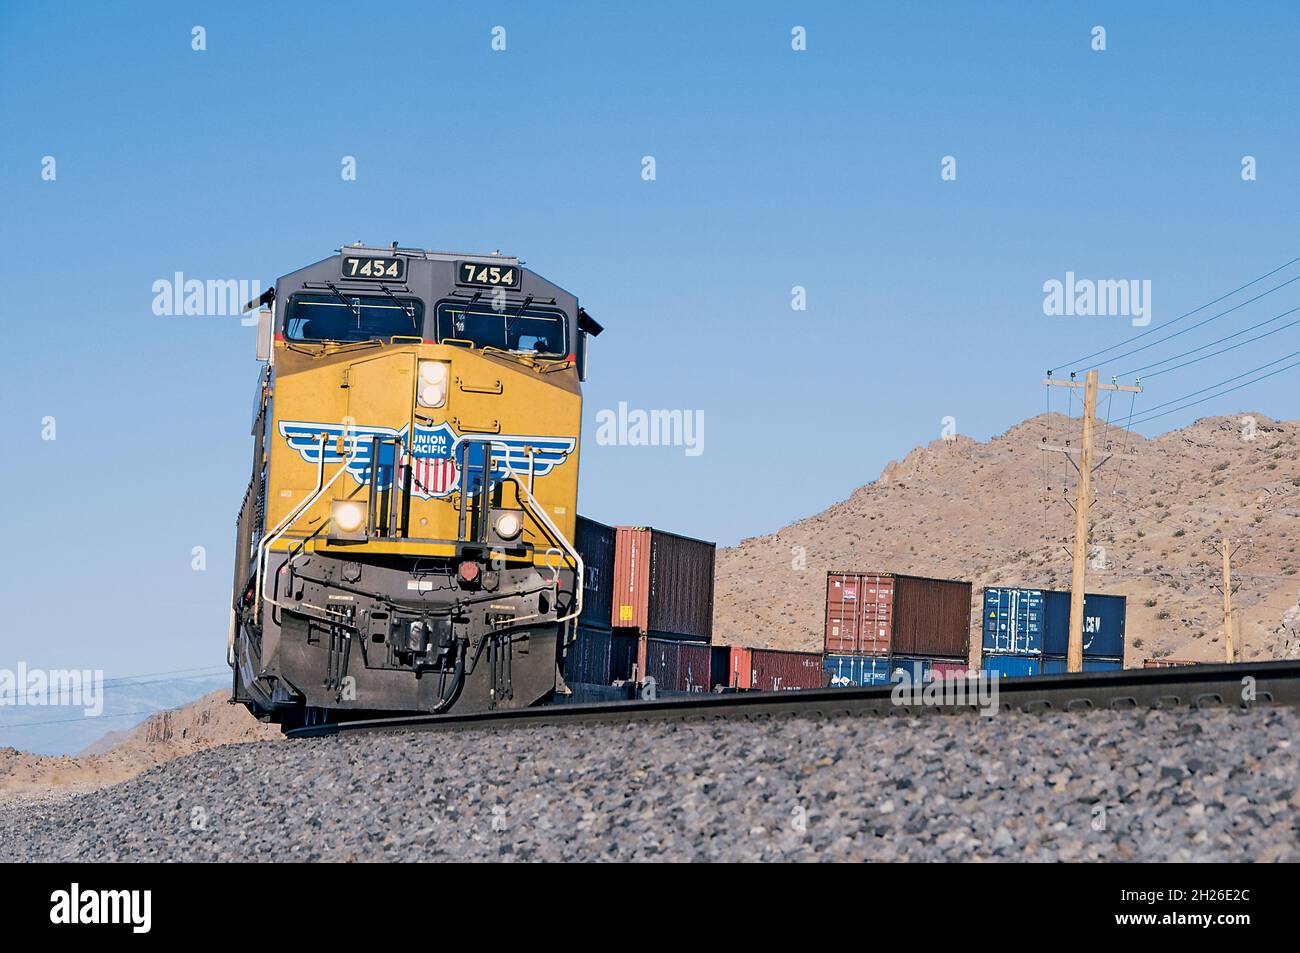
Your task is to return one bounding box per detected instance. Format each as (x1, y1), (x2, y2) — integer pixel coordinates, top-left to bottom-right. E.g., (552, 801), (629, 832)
(0, 673), (229, 757)
(1, 690), (279, 801)
(714, 412), (1300, 665)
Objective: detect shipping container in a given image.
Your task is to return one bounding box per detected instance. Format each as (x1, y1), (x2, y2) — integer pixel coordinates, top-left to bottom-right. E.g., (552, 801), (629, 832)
(728, 646), (752, 689)
(1041, 590), (1126, 658)
(574, 515), (616, 632)
(930, 660), (971, 681)
(747, 649), (828, 692)
(613, 526), (715, 640)
(1143, 658), (1199, 669)
(824, 653), (892, 687)
(1040, 655), (1123, 675)
(825, 573), (894, 655)
(981, 587), (1046, 655)
(825, 572), (971, 658)
(643, 638), (681, 693)
(643, 639), (728, 693)
(562, 626), (638, 686)
(981, 587), (1126, 659)
(680, 643), (729, 693)
(981, 654), (1040, 679)
(890, 655), (969, 684)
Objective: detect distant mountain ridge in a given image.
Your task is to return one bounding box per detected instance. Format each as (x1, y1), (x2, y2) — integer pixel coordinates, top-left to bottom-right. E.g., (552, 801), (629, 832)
(0, 673), (228, 756)
(1, 689), (281, 800)
(713, 412), (1300, 665)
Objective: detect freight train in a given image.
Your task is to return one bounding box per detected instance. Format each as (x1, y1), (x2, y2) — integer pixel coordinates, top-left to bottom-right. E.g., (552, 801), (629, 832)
(228, 244), (602, 728)
(562, 565), (1134, 694)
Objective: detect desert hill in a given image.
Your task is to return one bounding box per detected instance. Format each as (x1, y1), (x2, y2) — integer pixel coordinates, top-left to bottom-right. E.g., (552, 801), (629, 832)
(714, 412), (1300, 664)
(0, 690), (279, 801)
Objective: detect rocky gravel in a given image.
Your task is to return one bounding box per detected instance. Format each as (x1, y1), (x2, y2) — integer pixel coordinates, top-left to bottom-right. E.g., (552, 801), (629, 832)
(3, 707), (1298, 861)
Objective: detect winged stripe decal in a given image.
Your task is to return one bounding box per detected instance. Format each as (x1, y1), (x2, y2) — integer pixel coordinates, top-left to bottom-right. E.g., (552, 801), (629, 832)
(277, 420), (575, 499)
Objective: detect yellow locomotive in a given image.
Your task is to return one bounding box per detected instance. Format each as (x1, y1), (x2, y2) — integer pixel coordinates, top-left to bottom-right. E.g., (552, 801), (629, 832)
(229, 245), (602, 727)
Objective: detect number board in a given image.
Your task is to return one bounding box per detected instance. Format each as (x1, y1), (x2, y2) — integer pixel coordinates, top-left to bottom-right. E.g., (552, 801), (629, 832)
(456, 260), (521, 289)
(341, 255), (407, 281)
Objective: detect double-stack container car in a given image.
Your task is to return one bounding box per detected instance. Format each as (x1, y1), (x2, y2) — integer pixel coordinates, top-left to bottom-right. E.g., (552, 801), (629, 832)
(823, 571), (972, 686)
(612, 526), (716, 680)
(980, 587), (1126, 677)
(563, 516), (631, 687)
(561, 520), (720, 690)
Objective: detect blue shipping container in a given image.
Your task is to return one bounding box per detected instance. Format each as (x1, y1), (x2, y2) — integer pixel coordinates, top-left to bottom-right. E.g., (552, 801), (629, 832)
(1040, 655), (1123, 674)
(824, 654), (892, 687)
(981, 655), (1040, 678)
(982, 587), (1045, 655)
(1042, 591), (1126, 658)
(563, 627), (638, 685)
(889, 656), (967, 684)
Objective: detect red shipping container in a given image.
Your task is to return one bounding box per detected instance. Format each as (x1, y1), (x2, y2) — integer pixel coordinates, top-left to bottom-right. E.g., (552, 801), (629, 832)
(825, 571), (970, 658)
(929, 660), (971, 681)
(825, 573), (894, 654)
(748, 649), (827, 692)
(728, 646), (752, 689)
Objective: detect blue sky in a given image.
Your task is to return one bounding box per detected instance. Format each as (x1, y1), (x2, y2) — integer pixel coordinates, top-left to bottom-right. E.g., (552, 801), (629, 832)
(3, 1), (1300, 681)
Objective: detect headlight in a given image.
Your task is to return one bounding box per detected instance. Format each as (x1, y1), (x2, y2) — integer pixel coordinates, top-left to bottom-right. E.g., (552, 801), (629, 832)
(330, 499), (366, 536)
(417, 361), (448, 408)
(493, 511), (523, 540)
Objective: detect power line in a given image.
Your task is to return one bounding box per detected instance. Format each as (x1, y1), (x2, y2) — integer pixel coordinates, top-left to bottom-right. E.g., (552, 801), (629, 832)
(1129, 353), (1300, 426)
(1120, 304), (1300, 378)
(1070, 271), (1300, 375)
(1128, 347), (1300, 420)
(1, 667), (227, 705)
(1050, 254), (1300, 373)
(0, 709), (161, 730)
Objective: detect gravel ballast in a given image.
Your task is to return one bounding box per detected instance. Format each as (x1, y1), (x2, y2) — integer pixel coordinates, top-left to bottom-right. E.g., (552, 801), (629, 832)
(3, 707), (1297, 862)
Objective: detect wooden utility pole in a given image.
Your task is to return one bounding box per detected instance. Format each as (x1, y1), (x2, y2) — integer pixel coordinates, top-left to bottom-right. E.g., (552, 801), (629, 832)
(1210, 535), (1246, 663)
(1067, 370), (1098, 673)
(1222, 540), (1234, 663)
(1042, 370), (1142, 672)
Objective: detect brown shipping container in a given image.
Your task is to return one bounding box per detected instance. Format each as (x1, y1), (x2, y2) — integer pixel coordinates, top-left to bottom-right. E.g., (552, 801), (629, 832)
(612, 526), (715, 640)
(748, 649), (828, 692)
(825, 572), (971, 659)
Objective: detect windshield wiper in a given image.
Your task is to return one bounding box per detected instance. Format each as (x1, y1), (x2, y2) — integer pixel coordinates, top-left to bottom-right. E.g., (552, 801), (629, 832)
(377, 283), (415, 319)
(325, 282), (362, 323)
(508, 295), (534, 321)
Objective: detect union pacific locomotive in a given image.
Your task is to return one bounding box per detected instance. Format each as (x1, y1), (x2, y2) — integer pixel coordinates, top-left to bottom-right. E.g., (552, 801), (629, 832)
(229, 244), (601, 728)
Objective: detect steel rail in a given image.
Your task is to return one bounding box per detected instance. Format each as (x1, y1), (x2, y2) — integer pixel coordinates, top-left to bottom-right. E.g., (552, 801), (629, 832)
(284, 660), (1300, 739)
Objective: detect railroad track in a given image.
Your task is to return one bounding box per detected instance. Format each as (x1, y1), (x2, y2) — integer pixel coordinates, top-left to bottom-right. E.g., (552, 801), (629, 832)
(285, 659), (1300, 738)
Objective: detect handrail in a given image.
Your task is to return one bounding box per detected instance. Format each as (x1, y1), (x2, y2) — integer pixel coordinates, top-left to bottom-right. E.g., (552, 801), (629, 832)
(253, 430), (361, 622)
(470, 438), (584, 626)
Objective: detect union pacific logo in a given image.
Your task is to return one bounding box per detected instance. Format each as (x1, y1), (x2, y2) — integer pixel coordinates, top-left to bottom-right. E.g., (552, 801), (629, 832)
(278, 420), (575, 500)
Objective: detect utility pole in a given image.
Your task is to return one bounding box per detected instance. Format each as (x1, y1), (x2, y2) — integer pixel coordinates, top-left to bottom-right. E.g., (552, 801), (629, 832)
(1067, 370), (1097, 674)
(1223, 540), (1234, 663)
(1210, 535), (1246, 663)
(1042, 369), (1142, 671)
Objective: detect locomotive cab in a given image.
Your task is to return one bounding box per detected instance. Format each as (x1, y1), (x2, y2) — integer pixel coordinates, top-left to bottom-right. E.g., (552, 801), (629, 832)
(229, 245), (601, 728)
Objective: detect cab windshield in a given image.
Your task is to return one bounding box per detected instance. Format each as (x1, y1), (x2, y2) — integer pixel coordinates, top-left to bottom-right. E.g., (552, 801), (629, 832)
(435, 301), (567, 355)
(285, 292), (423, 342)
